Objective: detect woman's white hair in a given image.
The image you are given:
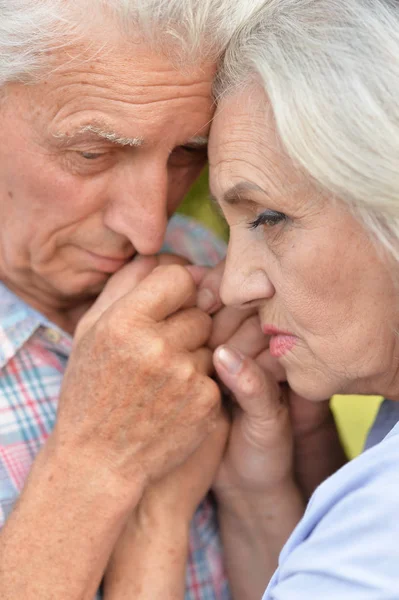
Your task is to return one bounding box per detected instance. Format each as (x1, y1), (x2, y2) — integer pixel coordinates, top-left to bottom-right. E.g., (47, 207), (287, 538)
(217, 0), (399, 261)
(0, 0), (263, 85)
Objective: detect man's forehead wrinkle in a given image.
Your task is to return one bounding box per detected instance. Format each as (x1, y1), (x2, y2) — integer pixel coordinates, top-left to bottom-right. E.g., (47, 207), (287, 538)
(49, 88), (212, 114)
(46, 62), (213, 95)
(39, 71), (213, 127)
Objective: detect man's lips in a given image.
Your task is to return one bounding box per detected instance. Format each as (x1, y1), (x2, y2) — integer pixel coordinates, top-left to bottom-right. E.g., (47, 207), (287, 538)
(262, 325), (297, 358)
(81, 248), (134, 273)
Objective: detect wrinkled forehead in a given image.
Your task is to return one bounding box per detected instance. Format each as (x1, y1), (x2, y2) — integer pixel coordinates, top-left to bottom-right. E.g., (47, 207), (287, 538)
(16, 32), (217, 145)
(209, 85), (319, 207)
(210, 87), (289, 187)
(45, 25), (217, 92)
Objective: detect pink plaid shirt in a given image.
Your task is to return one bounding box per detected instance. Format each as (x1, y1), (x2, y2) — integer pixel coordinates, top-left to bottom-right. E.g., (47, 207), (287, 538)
(0, 214), (230, 600)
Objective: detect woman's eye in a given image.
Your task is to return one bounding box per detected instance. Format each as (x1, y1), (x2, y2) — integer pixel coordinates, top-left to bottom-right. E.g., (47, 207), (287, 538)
(78, 151), (104, 160)
(248, 210), (287, 230)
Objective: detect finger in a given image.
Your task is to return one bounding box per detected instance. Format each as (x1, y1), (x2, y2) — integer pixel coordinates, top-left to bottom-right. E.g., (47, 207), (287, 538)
(196, 260), (225, 314)
(162, 308), (212, 351)
(213, 345), (283, 421)
(157, 254), (190, 267)
(218, 314), (268, 358)
(192, 347), (215, 376)
(256, 348), (287, 382)
(125, 265), (197, 322)
(185, 264), (210, 286)
(75, 256), (159, 340)
(156, 255), (208, 307)
(208, 306), (256, 350)
(156, 256), (210, 308)
(89, 253), (191, 323)
(90, 255), (159, 317)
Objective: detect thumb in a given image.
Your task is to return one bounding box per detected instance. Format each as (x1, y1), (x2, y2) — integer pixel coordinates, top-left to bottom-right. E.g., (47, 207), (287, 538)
(88, 255), (158, 318)
(75, 255), (158, 341)
(213, 345), (284, 421)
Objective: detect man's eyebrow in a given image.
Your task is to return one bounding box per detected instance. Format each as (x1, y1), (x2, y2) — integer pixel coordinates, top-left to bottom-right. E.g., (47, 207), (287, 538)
(210, 181), (269, 206)
(53, 124), (144, 148)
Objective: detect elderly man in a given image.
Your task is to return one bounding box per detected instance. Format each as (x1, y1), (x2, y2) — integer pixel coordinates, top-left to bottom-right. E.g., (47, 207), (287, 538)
(0, 1), (269, 598)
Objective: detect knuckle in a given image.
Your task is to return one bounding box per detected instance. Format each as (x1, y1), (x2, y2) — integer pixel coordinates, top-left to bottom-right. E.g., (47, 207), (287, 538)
(191, 308), (212, 332)
(99, 311), (130, 345)
(164, 264), (195, 289)
(200, 376), (221, 410)
(176, 355), (197, 384)
(145, 336), (168, 364)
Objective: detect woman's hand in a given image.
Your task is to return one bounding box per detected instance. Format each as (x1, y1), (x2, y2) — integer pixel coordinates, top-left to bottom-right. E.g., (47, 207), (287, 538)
(213, 346), (296, 504)
(103, 411), (229, 600)
(198, 261), (346, 500)
(196, 261), (346, 600)
(211, 347), (304, 599)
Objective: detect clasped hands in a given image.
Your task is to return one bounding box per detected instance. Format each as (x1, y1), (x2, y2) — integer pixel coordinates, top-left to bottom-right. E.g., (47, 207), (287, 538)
(57, 253), (344, 598)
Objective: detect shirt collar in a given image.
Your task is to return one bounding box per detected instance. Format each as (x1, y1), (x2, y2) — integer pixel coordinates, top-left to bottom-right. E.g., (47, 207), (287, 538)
(0, 282), (71, 368)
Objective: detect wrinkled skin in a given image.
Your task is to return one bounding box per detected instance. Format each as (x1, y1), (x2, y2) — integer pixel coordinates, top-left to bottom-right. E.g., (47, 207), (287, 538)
(56, 263), (221, 486)
(209, 85), (399, 403)
(0, 30), (214, 332)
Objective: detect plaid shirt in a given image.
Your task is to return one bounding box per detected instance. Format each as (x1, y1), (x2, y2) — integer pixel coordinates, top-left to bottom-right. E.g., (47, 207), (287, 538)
(0, 214), (230, 600)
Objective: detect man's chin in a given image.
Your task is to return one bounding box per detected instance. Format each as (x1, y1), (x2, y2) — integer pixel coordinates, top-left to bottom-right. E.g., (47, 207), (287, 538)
(54, 271), (110, 300)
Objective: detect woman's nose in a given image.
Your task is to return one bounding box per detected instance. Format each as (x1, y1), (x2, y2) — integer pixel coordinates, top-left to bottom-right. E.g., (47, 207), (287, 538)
(220, 242), (275, 308)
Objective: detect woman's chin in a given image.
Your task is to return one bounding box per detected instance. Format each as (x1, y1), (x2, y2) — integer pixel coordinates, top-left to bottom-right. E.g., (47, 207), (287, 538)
(286, 371), (339, 402)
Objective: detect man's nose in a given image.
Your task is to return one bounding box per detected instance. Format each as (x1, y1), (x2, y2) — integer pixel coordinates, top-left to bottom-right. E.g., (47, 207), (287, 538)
(103, 161), (169, 255)
(220, 241), (275, 308)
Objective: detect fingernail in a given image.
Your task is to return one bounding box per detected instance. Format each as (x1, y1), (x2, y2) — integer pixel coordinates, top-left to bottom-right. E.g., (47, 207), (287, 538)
(216, 346), (243, 375)
(197, 288), (216, 313)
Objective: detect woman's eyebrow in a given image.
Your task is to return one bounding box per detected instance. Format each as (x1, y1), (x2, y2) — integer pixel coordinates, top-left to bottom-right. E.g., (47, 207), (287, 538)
(211, 181), (270, 206)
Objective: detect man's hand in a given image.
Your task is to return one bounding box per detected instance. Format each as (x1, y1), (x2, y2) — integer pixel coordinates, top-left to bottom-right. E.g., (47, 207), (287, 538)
(0, 254), (220, 600)
(54, 259), (221, 498)
(76, 253), (227, 600)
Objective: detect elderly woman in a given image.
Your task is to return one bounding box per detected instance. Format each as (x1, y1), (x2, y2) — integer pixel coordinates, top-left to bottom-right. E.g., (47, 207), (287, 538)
(196, 0), (399, 598)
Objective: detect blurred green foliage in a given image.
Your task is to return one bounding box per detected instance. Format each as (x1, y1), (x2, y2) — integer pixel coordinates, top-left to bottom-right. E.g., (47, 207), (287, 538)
(178, 168), (228, 241)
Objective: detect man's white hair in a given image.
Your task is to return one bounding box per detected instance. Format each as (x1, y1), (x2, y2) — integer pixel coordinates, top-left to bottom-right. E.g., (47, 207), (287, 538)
(217, 0), (399, 261)
(0, 0), (263, 86)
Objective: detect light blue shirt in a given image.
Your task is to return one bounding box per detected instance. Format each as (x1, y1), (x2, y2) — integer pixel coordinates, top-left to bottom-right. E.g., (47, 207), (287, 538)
(263, 399), (399, 599)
